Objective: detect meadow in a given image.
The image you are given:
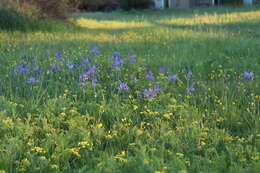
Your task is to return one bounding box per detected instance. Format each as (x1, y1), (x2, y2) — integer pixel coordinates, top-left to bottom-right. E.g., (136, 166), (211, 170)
(0, 6), (260, 173)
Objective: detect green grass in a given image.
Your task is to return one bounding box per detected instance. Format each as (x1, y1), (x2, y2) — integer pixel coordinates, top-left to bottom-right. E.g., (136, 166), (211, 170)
(0, 6), (260, 173)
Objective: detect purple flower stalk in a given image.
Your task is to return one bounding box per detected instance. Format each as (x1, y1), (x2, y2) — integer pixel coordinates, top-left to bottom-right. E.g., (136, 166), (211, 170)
(112, 57), (124, 69)
(55, 53), (64, 61)
(244, 72), (254, 80)
(66, 62), (74, 70)
(158, 67), (166, 74)
(91, 46), (100, 55)
(27, 76), (36, 84)
(152, 84), (163, 94)
(32, 66), (42, 73)
(142, 88), (155, 99)
(145, 71), (154, 80)
(14, 64), (29, 75)
(81, 58), (90, 68)
(117, 81), (129, 91)
(79, 65), (96, 83)
(92, 78), (97, 86)
(129, 55), (137, 63)
(187, 71), (193, 78)
(112, 52), (121, 59)
(187, 86), (195, 94)
(167, 74), (177, 83)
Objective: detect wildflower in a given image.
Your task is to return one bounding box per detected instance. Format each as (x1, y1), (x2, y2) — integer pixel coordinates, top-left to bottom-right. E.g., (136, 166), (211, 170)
(81, 58), (90, 68)
(187, 86), (195, 94)
(87, 65), (96, 75)
(91, 46), (100, 55)
(142, 88), (155, 99)
(158, 67), (166, 74)
(244, 71), (254, 80)
(32, 66), (42, 73)
(92, 78), (97, 86)
(67, 148), (81, 158)
(187, 71), (192, 78)
(27, 77), (36, 84)
(112, 57), (124, 69)
(112, 52), (121, 59)
(79, 72), (89, 82)
(167, 73), (177, 83)
(152, 84), (162, 94)
(14, 64), (29, 75)
(117, 81), (129, 91)
(145, 70), (154, 80)
(79, 65), (96, 82)
(51, 164), (59, 169)
(185, 67), (192, 77)
(55, 52), (64, 61)
(66, 61), (74, 70)
(128, 55), (137, 63)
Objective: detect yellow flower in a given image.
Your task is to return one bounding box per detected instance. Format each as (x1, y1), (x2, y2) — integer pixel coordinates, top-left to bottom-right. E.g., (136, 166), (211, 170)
(176, 153), (184, 157)
(78, 141), (92, 148)
(67, 148), (81, 158)
(39, 156), (47, 161)
(136, 129), (144, 136)
(21, 158), (30, 167)
(163, 113), (173, 119)
(133, 105), (138, 110)
(51, 164), (59, 169)
(3, 118), (13, 127)
(31, 147), (45, 153)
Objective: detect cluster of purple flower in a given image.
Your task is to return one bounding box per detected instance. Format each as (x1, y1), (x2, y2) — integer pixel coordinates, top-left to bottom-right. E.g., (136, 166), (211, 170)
(12, 46), (256, 99)
(142, 84), (163, 99)
(112, 52), (124, 69)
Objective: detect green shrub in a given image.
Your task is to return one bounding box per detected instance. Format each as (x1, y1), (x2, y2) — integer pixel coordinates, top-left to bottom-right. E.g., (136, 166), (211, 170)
(0, 1), (39, 31)
(121, 0), (152, 10)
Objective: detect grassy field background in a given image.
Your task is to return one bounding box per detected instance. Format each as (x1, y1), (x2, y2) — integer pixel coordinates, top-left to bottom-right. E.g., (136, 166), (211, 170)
(0, 6), (260, 173)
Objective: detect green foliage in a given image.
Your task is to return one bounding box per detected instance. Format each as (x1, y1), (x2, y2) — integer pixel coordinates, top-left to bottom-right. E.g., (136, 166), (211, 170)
(121, 0), (152, 10)
(0, 1), (40, 31)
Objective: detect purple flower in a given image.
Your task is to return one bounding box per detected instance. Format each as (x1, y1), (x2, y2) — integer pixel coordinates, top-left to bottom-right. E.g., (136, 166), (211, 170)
(79, 65), (96, 83)
(66, 62), (74, 70)
(92, 78), (97, 86)
(14, 64), (29, 75)
(112, 57), (124, 69)
(167, 74), (177, 83)
(152, 84), (163, 94)
(187, 71), (193, 78)
(87, 65), (96, 75)
(187, 86), (195, 94)
(50, 64), (60, 73)
(55, 53), (64, 61)
(81, 58), (90, 68)
(79, 72), (89, 82)
(158, 67), (166, 74)
(129, 55), (137, 63)
(27, 76), (36, 84)
(112, 52), (121, 59)
(117, 81), (129, 91)
(142, 88), (155, 99)
(145, 71), (154, 80)
(244, 72), (254, 80)
(32, 66), (42, 73)
(91, 46), (100, 55)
